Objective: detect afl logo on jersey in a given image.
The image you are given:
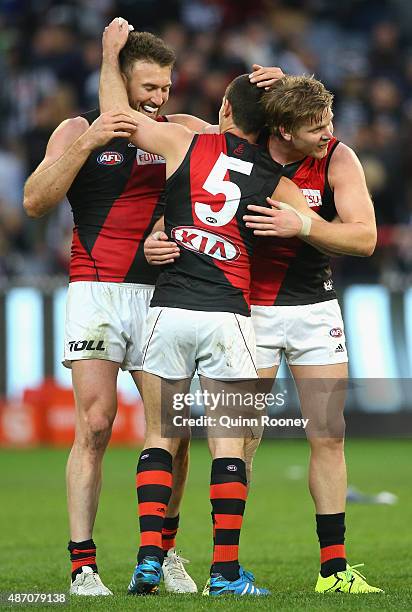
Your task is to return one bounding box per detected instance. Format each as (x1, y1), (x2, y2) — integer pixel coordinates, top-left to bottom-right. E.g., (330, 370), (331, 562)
(97, 151), (124, 165)
(171, 226), (241, 262)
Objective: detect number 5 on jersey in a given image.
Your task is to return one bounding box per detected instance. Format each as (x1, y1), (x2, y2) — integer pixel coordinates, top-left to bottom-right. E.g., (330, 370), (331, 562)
(195, 152), (253, 227)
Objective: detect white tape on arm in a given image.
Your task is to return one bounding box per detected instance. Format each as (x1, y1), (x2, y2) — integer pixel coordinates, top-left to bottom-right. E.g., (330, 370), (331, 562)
(276, 201), (312, 237)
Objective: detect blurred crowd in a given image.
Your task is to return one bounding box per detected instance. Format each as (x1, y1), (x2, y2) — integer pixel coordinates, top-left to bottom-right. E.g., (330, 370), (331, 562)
(0, 0), (411, 287)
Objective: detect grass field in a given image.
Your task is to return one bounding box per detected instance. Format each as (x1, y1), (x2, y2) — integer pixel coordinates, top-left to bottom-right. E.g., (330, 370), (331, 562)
(1, 439), (411, 611)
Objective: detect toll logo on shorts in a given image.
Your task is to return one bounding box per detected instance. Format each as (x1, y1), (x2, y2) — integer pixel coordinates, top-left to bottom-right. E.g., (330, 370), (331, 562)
(97, 151), (124, 165)
(68, 340), (106, 351)
(329, 328), (343, 338)
(171, 226), (241, 261)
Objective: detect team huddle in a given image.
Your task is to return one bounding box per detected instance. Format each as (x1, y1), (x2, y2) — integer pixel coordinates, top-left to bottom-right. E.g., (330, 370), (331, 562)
(24, 16), (382, 597)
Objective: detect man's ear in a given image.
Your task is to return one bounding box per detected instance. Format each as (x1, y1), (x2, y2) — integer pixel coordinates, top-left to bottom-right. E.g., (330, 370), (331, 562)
(223, 98), (232, 118)
(279, 125), (292, 141)
(121, 72), (128, 85)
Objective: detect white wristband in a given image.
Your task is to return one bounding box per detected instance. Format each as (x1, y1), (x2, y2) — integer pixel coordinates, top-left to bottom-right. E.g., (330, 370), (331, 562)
(276, 201), (312, 237)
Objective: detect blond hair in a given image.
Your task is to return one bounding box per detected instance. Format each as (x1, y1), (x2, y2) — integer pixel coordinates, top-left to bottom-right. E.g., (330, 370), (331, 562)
(262, 75), (333, 136)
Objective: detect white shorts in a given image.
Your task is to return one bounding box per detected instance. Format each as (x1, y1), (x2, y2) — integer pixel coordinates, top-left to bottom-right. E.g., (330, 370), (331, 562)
(64, 281), (154, 370)
(142, 307), (258, 380)
(251, 299), (348, 368)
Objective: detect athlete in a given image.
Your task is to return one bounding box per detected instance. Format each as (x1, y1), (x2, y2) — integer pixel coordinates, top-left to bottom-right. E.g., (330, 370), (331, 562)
(243, 75), (382, 594)
(100, 18), (311, 597)
(23, 26), (200, 596)
(23, 17), (283, 595)
(144, 75), (382, 594)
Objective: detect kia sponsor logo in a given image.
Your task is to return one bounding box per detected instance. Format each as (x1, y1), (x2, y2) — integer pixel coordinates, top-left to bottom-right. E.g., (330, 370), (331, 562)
(171, 226), (241, 261)
(330, 328), (343, 338)
(97, 151), (124, 165)
(301, 188), (322, 208)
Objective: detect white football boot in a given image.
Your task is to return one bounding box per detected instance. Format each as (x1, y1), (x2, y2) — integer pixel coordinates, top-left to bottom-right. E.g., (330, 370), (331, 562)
(69, 566), (113, 596)
(162, 548), (198, 593)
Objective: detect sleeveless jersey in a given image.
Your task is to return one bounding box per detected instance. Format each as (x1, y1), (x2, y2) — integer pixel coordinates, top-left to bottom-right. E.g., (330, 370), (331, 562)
(151, 133), (282, 316)
(67, 109), (167, 284)
(250, 138), (339, 306)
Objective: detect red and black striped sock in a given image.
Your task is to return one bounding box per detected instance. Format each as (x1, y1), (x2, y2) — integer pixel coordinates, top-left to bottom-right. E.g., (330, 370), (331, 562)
(316, 512), (347, 577)
(162, 514), (179, 554)
(211, 511), (216, 546)
(136, 447), (173, 565)
(210, 457), (247, 581)
(68, 539), (97, 581)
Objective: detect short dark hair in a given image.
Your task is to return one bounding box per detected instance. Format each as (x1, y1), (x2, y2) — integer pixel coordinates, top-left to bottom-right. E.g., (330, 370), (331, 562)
(119, 31), (176, 77)
(225, 74), (266, 135)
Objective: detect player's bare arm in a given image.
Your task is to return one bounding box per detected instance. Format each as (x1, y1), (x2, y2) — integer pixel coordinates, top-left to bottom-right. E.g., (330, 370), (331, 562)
(23, 111), (137, 218)
(244, 145), (376, 256)
(101, 19), (194, 176)
(244, 175), (321, 237)
(292, 143), (376, 256)
(320, 143), (377, 255)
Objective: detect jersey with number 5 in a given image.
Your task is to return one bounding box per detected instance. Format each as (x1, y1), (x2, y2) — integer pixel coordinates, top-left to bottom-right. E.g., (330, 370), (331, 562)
(151, 133), (282, 316)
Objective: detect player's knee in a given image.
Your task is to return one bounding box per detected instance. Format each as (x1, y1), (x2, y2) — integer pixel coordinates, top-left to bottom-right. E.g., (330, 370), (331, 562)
(309, 437), (344, 454)
(78, 409), (114, 450)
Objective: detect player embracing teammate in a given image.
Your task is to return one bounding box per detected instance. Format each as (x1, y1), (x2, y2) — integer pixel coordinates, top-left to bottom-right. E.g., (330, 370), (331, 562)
(23, 23), (201, 596)
(23, 15), (283, 598)
(99, 17), (313, 597)
(143, 52), (383, 598)
(243, 76), (382, 593)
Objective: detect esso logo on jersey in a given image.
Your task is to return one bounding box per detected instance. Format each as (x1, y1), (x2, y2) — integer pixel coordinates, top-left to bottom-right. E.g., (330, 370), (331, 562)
(97, 151), (124, 166)
(301, 188), (322, 208)
(171, 226), (241, 262)
(329, 327), (343, 338)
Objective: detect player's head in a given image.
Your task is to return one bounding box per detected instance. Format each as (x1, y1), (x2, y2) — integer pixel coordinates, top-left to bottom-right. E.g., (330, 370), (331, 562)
(119, 31), (175, 117)
(219, 74), (266, 136)
(263, 75), (334, 158)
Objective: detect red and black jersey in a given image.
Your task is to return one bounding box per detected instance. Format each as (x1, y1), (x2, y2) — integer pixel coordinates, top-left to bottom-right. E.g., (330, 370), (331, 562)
(151, 133), (282, 316)
(67, 109), (167, 284)
(250, 138), (339, 306)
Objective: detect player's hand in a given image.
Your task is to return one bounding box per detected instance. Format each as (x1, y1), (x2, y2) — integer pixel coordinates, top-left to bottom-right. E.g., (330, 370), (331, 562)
(103, 17), (133, 55)
(81, 111), (137, 149)
(144, 231), (180, 265)
(244, 200), (302, 237)
(249, 64), (284, 90)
